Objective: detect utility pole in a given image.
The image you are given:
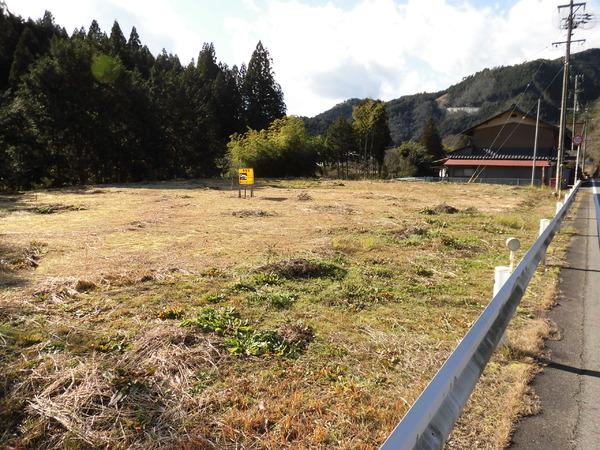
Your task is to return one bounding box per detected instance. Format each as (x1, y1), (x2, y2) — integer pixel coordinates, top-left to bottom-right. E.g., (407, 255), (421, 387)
(553, 0), (588, 194)
(531, 98), (541, 186)
(572, 74), (582, 182)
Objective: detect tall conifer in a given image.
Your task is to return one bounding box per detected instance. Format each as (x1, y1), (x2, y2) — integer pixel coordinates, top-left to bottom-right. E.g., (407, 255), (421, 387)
(242, 41), (285, 131)
(419, 118), (444, 161)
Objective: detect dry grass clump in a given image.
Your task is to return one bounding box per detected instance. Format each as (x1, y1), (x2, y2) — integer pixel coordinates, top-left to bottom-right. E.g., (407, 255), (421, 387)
(33, 268), (188, 302)
(392, 224), (429, 240)
(277, 322), (315, 351)
(28, 203), (85, 214)
(232, 209), (272, 218)
(0, 240), (46, 271)
(311, 204), (356, 214)
(296, 191), (312, 201)
(126, 220), (153, 230)
(34, 277), (97, 302)
(99, 267), (189, 287)
(11, 325), (225, 449)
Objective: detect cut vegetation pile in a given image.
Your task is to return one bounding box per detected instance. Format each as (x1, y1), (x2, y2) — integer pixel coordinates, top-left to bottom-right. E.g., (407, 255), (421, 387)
(0, 180), (572, 449)
(28, 203), (85, 214)
(257, 258), (346, 280)
(0, 241), (46, 272)
(232, 209), (271, 217)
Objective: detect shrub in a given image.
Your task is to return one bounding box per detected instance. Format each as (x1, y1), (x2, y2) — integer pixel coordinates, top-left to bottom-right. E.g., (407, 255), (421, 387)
(384, 141), (432, 177)
(227, 116), (324, 177)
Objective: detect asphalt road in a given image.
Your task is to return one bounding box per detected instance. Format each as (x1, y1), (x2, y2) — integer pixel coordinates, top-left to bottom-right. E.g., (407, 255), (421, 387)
(511, 183), (600, 449)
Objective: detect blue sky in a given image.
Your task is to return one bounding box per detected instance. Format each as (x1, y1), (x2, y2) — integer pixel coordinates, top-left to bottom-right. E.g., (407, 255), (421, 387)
(8, 0), (600, 116)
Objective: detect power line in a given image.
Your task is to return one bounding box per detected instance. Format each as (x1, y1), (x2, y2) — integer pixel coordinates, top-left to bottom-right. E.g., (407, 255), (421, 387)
(444, 46), (554, 153)
(494, 64), (564, 152)
(485, 59), (551, 151)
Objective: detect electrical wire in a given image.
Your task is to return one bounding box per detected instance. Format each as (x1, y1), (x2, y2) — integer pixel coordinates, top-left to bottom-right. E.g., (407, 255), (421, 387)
(495, 64), (565, 151)
(444, 46), (555, 153)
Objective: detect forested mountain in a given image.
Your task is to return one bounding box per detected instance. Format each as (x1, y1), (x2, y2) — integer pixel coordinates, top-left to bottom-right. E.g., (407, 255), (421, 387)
(305, 48), (600, 146)
(0, 7), (285, 188)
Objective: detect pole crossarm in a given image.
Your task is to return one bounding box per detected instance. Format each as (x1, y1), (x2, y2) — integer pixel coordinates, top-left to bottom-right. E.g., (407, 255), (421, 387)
(552, 39), (586, 45)
(557, 2), (586, 8)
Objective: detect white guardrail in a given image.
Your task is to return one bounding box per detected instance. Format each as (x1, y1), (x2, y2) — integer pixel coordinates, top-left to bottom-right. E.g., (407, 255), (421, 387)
(381, 180), (582, 450)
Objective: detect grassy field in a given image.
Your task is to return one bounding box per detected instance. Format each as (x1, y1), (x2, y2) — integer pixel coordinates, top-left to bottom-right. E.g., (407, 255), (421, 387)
(0, 179), (572, 449)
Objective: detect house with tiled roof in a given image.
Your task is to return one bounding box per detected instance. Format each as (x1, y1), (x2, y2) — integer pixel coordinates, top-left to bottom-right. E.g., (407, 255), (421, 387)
(440, 106), (572, 185)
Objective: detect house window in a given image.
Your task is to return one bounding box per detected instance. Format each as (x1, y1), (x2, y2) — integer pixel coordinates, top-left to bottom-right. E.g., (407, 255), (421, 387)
(453, 168), (475, 177)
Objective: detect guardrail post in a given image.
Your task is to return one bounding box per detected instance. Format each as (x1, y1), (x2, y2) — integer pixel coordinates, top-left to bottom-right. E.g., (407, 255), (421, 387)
(555, 201), (563, 215)
(493, 266), (512, 297)
(493, 266), (512, 347)
(539, 219), (551, 265)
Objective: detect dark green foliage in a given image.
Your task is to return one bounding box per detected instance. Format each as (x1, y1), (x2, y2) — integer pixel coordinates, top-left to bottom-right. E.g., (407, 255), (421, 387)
(8, 27), (37, 84)
(108, 21), (126, 57)
(419, 118), (444, 161)
(352, 99), (391, 174)
(86, 19), (107, 48)
(242, 41), (286, 131)
(384, 141), (431, 177)
(304, 98), (362, 136)
(0, 9), (283, 189)
(325, 117), (357, 178)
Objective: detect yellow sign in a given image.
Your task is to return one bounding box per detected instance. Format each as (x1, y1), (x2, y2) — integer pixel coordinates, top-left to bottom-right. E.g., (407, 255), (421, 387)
(238, 168), (254, 185)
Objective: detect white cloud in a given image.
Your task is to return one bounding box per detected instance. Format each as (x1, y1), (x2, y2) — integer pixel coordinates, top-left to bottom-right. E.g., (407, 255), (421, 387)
(7, 0), (600, 116)
(225, 0), (600, 116)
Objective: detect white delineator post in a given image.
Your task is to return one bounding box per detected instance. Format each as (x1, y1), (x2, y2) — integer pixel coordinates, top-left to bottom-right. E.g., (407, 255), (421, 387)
(556, 201), (564, 215)
(539, 219), (551, 265)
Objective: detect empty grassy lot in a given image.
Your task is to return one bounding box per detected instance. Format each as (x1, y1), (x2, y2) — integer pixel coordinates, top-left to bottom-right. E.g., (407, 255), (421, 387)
(0, 179), (571, 449)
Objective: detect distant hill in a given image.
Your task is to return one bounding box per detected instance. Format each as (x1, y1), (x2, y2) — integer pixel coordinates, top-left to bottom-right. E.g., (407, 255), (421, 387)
(304, 48), (600, 147)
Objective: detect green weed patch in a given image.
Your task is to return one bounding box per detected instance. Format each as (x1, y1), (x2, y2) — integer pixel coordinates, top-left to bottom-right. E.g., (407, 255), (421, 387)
(181, 308), (301, 357)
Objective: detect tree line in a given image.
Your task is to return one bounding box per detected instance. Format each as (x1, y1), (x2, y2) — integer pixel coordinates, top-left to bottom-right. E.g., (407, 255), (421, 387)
(0, 8), (446, 189)
(0, 8), (285, 188)
(229, 97), (445, 179)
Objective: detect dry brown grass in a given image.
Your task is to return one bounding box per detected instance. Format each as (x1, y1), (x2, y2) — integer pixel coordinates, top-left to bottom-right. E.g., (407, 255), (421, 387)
(0, 179), (571, 449)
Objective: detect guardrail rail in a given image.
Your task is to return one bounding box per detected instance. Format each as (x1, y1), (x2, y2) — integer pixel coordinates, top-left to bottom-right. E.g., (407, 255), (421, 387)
(381, 181), (582, 450)
(593, 180), (600, 247)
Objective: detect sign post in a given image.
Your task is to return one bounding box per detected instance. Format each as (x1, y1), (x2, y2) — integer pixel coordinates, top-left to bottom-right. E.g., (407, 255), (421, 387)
(238, 168), (254, 198)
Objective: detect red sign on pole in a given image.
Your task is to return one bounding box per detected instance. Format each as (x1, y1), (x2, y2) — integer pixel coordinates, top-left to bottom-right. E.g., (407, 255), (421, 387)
(573, 135), (583, 145)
